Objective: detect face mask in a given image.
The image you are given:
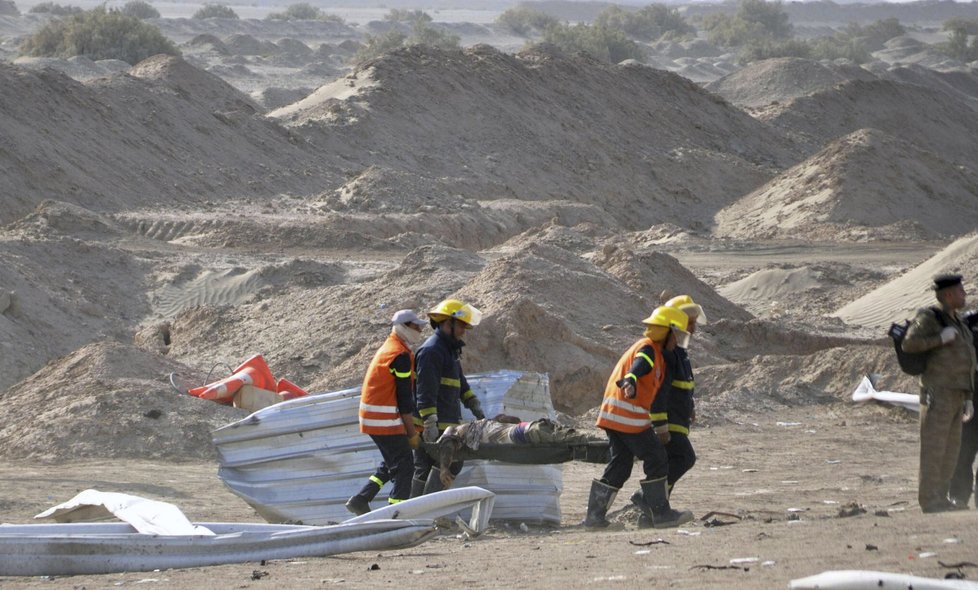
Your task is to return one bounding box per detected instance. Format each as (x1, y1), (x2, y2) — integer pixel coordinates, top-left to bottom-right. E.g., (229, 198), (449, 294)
(394, 324), (423, 347)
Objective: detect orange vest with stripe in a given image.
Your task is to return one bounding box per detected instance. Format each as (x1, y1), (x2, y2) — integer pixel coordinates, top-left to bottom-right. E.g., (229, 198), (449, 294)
(595, 338), (665, 434)
(359, 333), (414, 435)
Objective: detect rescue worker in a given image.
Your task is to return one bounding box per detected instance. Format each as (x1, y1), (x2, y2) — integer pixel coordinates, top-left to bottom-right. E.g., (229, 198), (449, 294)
(411, 298), (486, 497)
(345, 309), (426, 516)
(583, 306), (695, 529)
(632, 295), (707, 527)
(902, 274), (976, 513)
(948, 308), (978, 507)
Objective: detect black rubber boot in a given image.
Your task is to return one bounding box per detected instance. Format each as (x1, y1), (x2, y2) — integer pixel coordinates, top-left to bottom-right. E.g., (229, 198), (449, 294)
(640, 477), (693, 529)
(422, 468), (445, 495)
(344, 479), (381, 516)
(582, 479), (619, 528)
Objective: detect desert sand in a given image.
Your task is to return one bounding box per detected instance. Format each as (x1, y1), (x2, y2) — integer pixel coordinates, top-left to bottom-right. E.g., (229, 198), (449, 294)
(1, 0), (978, 587)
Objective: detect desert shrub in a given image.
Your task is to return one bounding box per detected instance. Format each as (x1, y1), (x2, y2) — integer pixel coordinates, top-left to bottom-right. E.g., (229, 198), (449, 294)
(841, 18), (905, 51)
(0, 0), (20, 16)
(20, 6), (178, 64)
(938, 22), (978, 62)
(807, 36), (871, 62)
(265, 3), (342, 22)
(594, 4), (693, 41)
(355, 21), (459, 62)
(384, 9), (431, 24)
(192, 3), (238, 19)
(29, 2), (83, 15)
(739, 37), (810, 63)
(120, 0), (159, 20)
(495, 5), (558, 36)
(542, 22), (646, 63)
(943, 17), (978, 36)
(702, 0), (792, 47)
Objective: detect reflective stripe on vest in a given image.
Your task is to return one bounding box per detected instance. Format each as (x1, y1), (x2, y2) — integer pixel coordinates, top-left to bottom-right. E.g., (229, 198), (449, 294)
(668, 423), (690, 435)
(598, 397), (653, 430)
(359, 333), (413, 435)
(595, 338), (664, 433)
(671, 379), (694, 390)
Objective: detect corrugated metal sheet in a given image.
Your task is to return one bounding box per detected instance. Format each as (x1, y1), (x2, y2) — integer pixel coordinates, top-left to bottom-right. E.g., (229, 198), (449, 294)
(213, 370), (563, 525)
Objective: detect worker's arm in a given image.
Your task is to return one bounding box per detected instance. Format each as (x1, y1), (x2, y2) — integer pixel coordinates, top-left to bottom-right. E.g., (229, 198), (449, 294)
(459, 373), (485, 419)
(902, 308), (949, 353)
(390, 351), (417, 438)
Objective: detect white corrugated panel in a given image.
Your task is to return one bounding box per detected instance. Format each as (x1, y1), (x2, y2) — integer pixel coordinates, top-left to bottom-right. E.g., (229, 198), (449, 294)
(213, 371), (562, 525)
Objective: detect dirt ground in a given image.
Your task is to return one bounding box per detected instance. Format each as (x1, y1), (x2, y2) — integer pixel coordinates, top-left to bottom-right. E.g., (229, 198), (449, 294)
(2, 404), (977, 590)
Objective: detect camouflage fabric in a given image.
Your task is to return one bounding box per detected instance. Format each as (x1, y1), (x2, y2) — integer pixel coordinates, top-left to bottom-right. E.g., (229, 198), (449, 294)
(902, 306), (976, 396)
(918, 388), (967, 510)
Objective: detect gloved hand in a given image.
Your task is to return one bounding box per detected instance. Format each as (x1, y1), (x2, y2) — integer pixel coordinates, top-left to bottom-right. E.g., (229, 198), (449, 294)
(422, 414), (439, 442)
(654, 424), (670, 445)
(964, 400), (975, 423)
(940, 326), (958, 344)
(618, 379), (636, 399)
(407, 433), (421, 449)
(467, 397), (486, 420)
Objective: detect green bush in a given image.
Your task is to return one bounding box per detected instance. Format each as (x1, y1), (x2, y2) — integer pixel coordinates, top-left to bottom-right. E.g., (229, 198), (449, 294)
(808, 36), (871, 63)
(938, 23), (978, 62)
(192, 3), (238, 19)
(0, 0), (20, 16)
(495, 6), (558, 36)
(943, 17), (978, 36)
(738, 37), (809, 63)
(702, 0), (792, 47)
(595, 4), (693, 41)
(29, 2), (83, 15)
(20, 6), (179, 64)
(265, 3), (342, 22)
(842, 18), (905, 51)
(542, 22), (646, 63)
(354, 21), (459, 63)
(384, 9), (431, 24)
(120, 0), (159, 20)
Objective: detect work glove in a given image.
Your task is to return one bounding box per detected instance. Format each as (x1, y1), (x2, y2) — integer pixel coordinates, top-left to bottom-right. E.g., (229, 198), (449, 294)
(964, 400), (975, 423)
(422, 414), (440, 443)
(654, 424), (670, 445)
(466, 397), (486, 420)
(940, 326), (958, 344)
(407, 433), (421, 449)
(617, 378), (636, 399)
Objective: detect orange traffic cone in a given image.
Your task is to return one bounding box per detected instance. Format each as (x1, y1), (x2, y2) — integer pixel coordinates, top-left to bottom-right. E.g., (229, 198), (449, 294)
(189, 354), (276, 402)
(276, 378), (309, 401)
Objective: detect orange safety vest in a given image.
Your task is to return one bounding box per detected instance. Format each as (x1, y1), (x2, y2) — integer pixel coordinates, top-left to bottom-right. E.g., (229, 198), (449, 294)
(359, 333), (414, 435)
(595, 337), (665, 434)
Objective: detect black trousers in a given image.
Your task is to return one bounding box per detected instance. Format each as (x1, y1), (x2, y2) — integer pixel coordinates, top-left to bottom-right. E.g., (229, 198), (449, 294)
(600, 427), (668, 489)
(369, 434), (413, 502)
(665, 432), (696, 488)
(949, 416), (978, 505)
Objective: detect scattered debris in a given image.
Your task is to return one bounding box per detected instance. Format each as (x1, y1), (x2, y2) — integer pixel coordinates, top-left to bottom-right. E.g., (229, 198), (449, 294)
(837, 502), (867, 517)
(629, 539), (670, 546)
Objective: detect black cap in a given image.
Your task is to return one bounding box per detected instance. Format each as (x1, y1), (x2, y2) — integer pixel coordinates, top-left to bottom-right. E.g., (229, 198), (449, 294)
(933, 273), (963, 291)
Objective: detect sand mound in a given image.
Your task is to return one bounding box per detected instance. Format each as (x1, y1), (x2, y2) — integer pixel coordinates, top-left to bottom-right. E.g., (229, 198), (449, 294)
(713, 128), (978, 240)
(879, 64), (978, 110)
(706, 57), (877, 108)
(0, 60), (334, 225)
(0, 210), (152, 391)
(698, 343), (916, 423)
(757, 79), (978, 171)
(718, 262), (892, 319)
(834, 231), (978, 330)
(0, 341), (244, 463)
(271, 44), (799, 231)
(129, 53), (260, 113)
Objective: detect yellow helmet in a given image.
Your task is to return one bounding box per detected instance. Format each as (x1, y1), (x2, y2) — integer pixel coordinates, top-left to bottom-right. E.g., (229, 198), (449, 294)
(428, 299), (483, 327)
(642, 306), (688, 331)
(665, 294), (707, 324)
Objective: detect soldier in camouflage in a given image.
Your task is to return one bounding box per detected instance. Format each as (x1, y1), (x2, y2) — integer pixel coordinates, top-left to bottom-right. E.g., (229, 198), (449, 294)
(902, 274), (976, 513)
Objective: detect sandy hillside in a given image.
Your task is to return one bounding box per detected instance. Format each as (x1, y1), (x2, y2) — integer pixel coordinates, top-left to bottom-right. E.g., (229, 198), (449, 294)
(271, 44), (800, 230)
(755, 78), (978, 170)
(713, 128), (978, 241)
(834, 231), (978, 330)
(705, 57), (877, 109)
(1, 9), (978, 586)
